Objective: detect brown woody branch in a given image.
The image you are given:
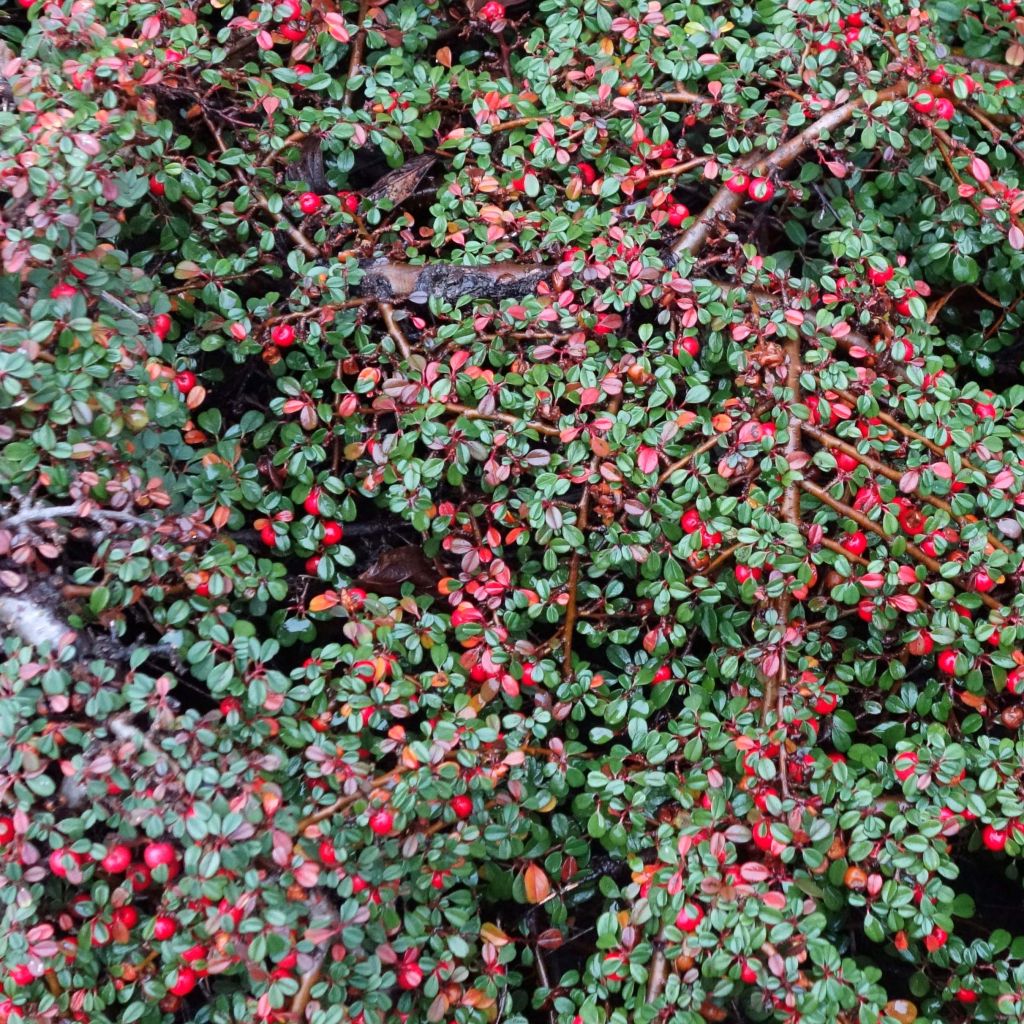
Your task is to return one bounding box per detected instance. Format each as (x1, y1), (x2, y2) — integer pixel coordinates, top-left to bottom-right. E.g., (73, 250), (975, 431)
(342, 1), (369, 110)
(378, 301), (411, 360)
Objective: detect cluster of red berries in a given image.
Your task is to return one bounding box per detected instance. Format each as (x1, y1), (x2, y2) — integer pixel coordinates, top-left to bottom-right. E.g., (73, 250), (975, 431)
(276, 0), (307, 41)
(725, 172), (775, 203)
(679, 507), (721, 548)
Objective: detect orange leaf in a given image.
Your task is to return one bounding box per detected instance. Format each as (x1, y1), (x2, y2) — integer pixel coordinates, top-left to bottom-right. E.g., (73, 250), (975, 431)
(308, 591), (340, 613)
(480, 922), (510, 946)
(523, 863), (551, 904)
(711, 414), (733, 432)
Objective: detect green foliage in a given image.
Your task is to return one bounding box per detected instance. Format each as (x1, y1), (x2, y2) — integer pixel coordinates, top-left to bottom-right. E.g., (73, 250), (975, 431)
(4, 1), (1024, 1023)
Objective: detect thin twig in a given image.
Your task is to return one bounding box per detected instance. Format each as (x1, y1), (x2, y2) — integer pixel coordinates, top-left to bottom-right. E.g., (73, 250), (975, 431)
(342, 1), (369, 109)
(2, 504), (156, 531)
(288, 949), (326, 1021)
(294, 769), (403, 833)
(99, 291), (149, 324)
(444, 403), (561, 437)
(378, 302), (411, 360)
(646, 929), (668, 1004)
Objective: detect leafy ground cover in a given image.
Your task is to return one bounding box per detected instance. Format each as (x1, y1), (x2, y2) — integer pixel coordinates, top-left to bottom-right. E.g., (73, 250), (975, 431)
(4, 1), (1024, 1023)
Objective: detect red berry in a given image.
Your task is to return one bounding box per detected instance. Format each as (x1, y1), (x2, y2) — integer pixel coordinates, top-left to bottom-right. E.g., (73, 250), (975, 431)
(305, 555), (321, 575)
(397, 961), (424, 990)
(666, 202), (689, 227)
(911, 90), (936, 114)
(344, 587), (367, 611)
(113, 906), (139, 929)
(577, 162), (597, 185)
(956, 988), (977, 1004)
(280, 23), (306, 40)
(168, 967), (197, 997)
(319, 840), (338, 865)
(368, 809), (394, 835)
(726, 171), (750, 194)
(926, 925), (948, 951)
(479, 0), (505, 20)
(734, 564), (762, 584)
(699, 525), (721, 548)
(153, 915), (177, 940)
(680, 508), (702, 534)
(174, 371), (196, 395)
(303, 488), (322, 516)
(143, 841), (179, 879)
(101, 844), (132, 873)
(260, 523), (278, 548)
(271, 323), (296, 347)
(50, 283), (77, 299)
(675, 902), (704, 932)
(898, 506), (926, 537)
(867, 264), (893, 286)
(298, 191), (322, 215)
(747, 177), (775, 203)
(814, 692), (838, 715)
(338, 191), (360, 214)
(49, 848), (83, 877)
(841, 531), (868, 556)
(895, 288), (918, 316)
(322, 520), (343, 545)
(934, 98), (955, 120)
(153, 313), (173, 339)
(0, 817), (13, 845)
(9, 965), (32, 987)
(982, 824), (1008, 851)
(908, 630), (934, 656)
(893, 751), (918, 780)
(937, 650), (959, 675)
(651, 664), (672, 684)
(279, 0), (302, 18)
(219, 696), (241, 716)
(973, 569), (996, 593)
(451, 794), (473, 819)
(150, 176), (165, 197)
(740, 961), (758, 984)
(1008, 667), (1024, 695)
(676, 336), (700, 358)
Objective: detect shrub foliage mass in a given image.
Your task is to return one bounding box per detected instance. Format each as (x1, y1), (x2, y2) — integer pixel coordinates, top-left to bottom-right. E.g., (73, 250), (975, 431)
(4, 1), (1024, 1023)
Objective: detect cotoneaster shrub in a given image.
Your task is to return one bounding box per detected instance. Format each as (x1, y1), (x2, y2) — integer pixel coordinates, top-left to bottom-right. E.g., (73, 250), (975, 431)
(4, 1), (1024, 1023)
